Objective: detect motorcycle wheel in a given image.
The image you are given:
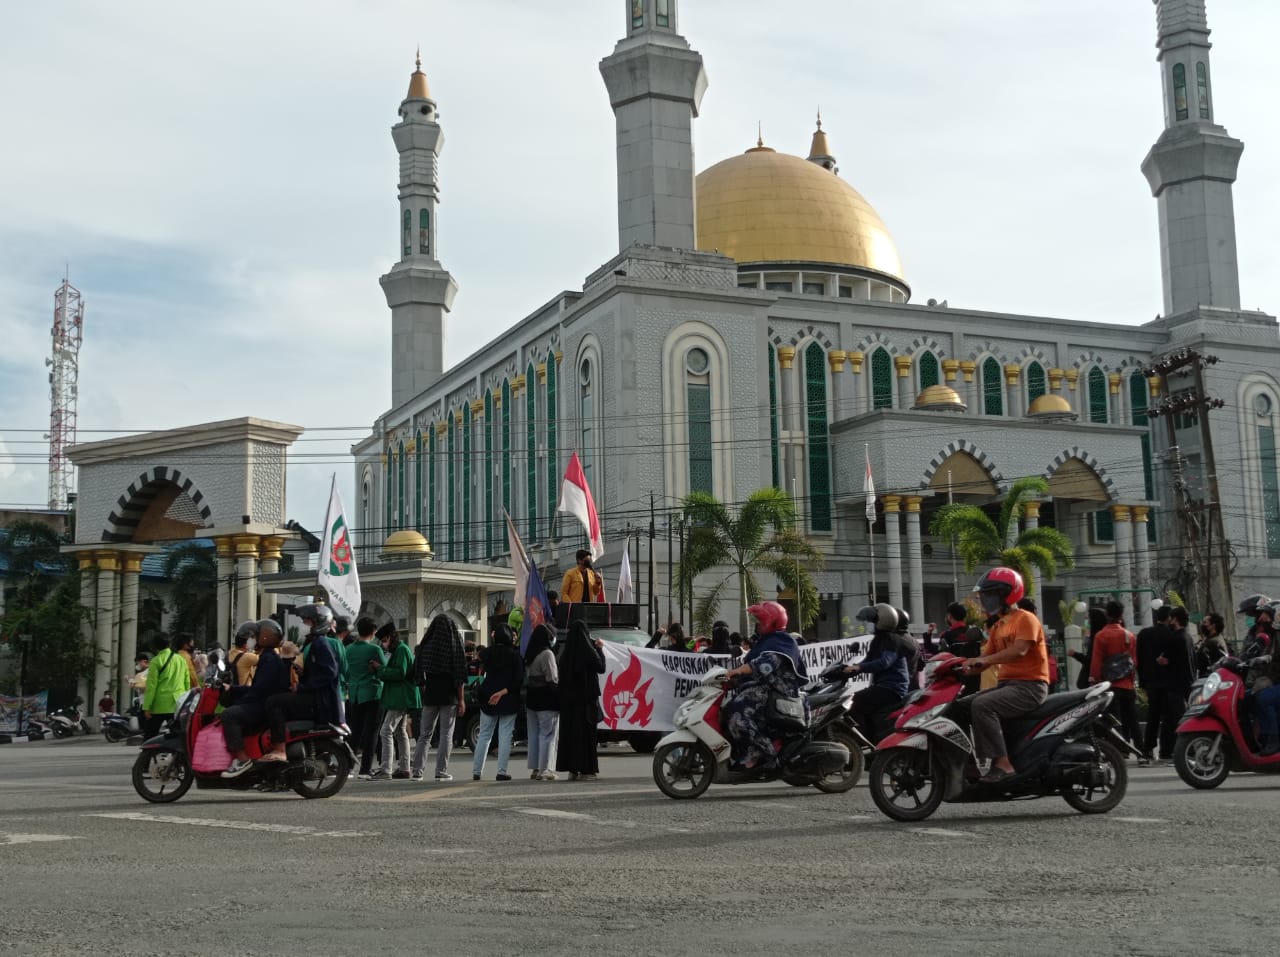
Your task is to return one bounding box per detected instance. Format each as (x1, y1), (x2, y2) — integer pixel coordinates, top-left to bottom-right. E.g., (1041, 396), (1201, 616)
(1061, 740), (1127, 814)
(1173, 733), (1230, 790)
(131, 748), (193, 803)
(463, 714), (481, 752)
(652, 742), (715, 799)
(869, 747), (943, 822)
(293, 739), (352, 799)
(53, 724), (73, 739)
(812, 727), (864, 794)
(104, 725), (130, 743)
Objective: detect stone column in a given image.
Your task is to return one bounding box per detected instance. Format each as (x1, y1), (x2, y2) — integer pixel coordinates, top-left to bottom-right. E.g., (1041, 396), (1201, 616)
(77, 557), (97, 711)
(118, 556), (142, 711)
(1111, 505), (1134, 626)
(942, 358), (960, 388)
(1064, 369), (1080, 416)
(959, 361), (978, 415)
(215, 537), (235, 648)
(1109, 372), (1124, 425)
(1048, 367), (1066, 398)
(904, 496), (926, 630)
(1131, 506), (1153, 627)
(828, 350), (848, 419)
(233, 535), (260, 642)
(94, 550), (119, 706)
(894, 355), (913, 408)
(1023, 501), (1044, 604)
(259, 536), (285, 618)
(848, 351), (865, 416)
(883, 495), (904, 609)
(778, 346), (799, 497)
(1004, 364), (1021, 416)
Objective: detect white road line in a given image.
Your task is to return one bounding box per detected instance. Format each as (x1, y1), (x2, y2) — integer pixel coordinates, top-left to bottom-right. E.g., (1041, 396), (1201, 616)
(910, 827), (974, 838)
(0, 832), (81, 845)
(509, 806), (691, 834)
(86, 812), (378, 838)
(1112, 816), (1167, 824)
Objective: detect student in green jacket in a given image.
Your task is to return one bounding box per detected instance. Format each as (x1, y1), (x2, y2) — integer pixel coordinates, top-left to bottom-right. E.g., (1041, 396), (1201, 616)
(142, 635), (194, 737)
(370, 624), (419, 780)
(346, 617), (388, 779)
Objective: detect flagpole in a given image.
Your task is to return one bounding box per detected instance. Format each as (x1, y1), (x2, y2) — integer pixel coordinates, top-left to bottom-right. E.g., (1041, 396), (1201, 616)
(948, 468), (958, 600)
(866, 444), (876, 605)
(791, 476), (802, 635)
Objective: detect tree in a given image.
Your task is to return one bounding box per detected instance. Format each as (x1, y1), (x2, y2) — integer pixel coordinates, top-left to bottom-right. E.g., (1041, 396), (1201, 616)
(677, 488), (824, 635)
(928, 476), (1074, 596)
(162, 542), (218, 643)
(0, 519), (68, 608)
(0, 573), (95, 696)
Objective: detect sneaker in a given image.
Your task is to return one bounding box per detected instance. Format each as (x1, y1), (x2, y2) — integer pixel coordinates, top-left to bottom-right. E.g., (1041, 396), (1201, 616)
(356, 772), (373, 781)
(392, 769), (411, 780)
(472, 773), (481, 781)
(221, 758), (253, 779)
(530, 770), (541, 780)
(540, 771), (557, 781)
(577, 773), (597, 782)
(435, 772), (453, 781)
(496, 773), (512, 782)
(370, 769), (391, 780)
(1137, 754), (1152, 767)
(410, 771), (424, 781)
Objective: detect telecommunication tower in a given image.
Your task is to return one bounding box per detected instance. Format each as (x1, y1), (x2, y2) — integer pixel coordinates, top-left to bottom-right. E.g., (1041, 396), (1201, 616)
(47, 276), (84, 510)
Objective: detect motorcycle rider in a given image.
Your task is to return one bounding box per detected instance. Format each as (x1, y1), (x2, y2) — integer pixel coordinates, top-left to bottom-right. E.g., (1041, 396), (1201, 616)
(720, 601), (807, 772)
(220, 619), (292, 778)
(1250, 600), (1280, 755)
(1238, 595), (1276, 691)
(261, 604), (343, 764)
(300, 604), (348, 727)
(960, 568), (1050, 784)
(842, 604), (911, 740)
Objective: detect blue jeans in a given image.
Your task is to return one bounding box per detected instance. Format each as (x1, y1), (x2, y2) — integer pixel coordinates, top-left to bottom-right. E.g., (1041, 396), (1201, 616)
(526, 709), (559, 772)
(471, 712), (515, 777)
(1255, 685), (1280, 740)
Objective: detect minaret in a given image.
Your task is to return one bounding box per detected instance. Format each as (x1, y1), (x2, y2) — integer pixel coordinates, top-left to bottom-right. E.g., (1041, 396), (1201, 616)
(380, 49), (458, 409)
(1141, 0), (1243, 316)
(807, 111), (838, 174)
(600, 0), (708, 251)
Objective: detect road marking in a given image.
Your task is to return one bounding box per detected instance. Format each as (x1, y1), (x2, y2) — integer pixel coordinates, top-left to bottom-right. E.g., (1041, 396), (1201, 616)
(86, 812), (378, 838)
(910, 827), (974, 838)
(1112, 816), (1166, 824)
(509, 805), (691, 834)
(512, 807), (594, 821)
(0, 832), (81, 845)
(336, 784), (659, 805)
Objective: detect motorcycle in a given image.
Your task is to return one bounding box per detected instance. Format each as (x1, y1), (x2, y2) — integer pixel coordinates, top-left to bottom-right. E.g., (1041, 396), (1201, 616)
(48, 699), (91, 738)
(868, 653), (1128, 821)
(101, 705), (141, 744)
(798, 661), (887, 789)
(1173, 657), (1280, 788)
(131, 661), (354, 803)
(651, 665), (851, 799)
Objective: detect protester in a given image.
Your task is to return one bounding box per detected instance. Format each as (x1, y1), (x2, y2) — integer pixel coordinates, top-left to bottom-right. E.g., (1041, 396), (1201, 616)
(173, 633), (200, 689)
(560, 548), (605, 603)
(1069, 607), (1109, 691)
(371, 625), (418, 780)
(663, 623), (690, 652)
(280, 638), (303, 691)
(1089, 600), (1141, 751)
(230, 621), (260, 686)
(411, 615), (468, 782)
(524, 624), (560, 781)
(464, 640), (482, 677)
(1155, 607), (1197, 755)
(261, 604), (343, 763)
(220, 619), (291, 778)
(346, 617), (387, 779)
(1195, 613), (1229, 677)
(335, 616), (354, 647)
(646, 627), (666, 649)
(707, 621), (731, 656)
(472, 623), (524, 782)
(1136, 606), (1174, 765)
(723, 601), (807, 771)
(141, 634), (193, 737)
(557, 620), (607, 780)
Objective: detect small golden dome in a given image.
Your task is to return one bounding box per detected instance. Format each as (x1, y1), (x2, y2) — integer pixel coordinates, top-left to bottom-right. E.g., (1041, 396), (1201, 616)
(808, 128), (832, 161)
(696, 146), (905, 282)
(407, 47), (430, 100)
(1028, 393), (1075, 418)
(913, 384), (967, 412)
(383, 529), (432, 556)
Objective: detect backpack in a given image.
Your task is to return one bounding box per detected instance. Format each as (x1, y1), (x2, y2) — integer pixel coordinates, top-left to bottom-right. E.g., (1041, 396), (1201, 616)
(1101, 631), (1136, 682)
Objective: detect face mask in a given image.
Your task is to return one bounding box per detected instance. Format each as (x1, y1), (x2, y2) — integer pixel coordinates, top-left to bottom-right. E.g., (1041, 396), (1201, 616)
(549, 637), (557, 648)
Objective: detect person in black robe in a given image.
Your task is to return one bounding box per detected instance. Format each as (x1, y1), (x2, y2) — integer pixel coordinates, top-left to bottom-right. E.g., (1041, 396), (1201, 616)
(556, 621), (606, 780)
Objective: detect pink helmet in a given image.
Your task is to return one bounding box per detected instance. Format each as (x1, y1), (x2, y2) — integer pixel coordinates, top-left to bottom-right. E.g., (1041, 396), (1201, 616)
(747, 601), (789, 635)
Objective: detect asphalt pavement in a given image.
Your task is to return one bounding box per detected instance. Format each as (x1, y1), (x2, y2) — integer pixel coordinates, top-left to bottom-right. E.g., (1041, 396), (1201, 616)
(0, 736), (1274, 957)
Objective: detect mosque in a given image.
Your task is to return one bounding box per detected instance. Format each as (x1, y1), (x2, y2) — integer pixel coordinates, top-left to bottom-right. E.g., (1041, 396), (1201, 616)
(353, 0), (1280, 640)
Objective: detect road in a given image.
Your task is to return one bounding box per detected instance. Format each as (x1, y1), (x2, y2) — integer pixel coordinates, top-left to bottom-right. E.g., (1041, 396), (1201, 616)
(0, 737), (1273, 957)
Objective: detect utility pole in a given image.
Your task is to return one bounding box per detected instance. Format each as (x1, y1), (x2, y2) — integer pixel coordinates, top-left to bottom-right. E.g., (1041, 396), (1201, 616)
(648, 492), (656, 635)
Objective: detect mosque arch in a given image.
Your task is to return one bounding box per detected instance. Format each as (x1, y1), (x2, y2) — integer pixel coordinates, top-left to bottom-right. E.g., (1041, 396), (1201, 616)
(801, 340), (832, 531)
(922, 440), (1005, 495)
(662, 321), (733, 502)
(1086, 366), (1109, 423)
(545, 351), (559, 534)
(575, 336), (604, 495)
(916, 350), (941, 391)
(102, 466), (215, 543)
(869, 346), (894, 410)
(425, 600), (480, 634)
(1044, 449), (1116, 502)
(1024, 360), (1048, 406)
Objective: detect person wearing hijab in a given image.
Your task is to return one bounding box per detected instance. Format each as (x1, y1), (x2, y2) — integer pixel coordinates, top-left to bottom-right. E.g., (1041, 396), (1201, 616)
(471, 623), (524, 781)
(720, 601), (807, 772)
(523, 624), (560, 780)
(556, 621), (607, 780)
(706, 621), (732, 656)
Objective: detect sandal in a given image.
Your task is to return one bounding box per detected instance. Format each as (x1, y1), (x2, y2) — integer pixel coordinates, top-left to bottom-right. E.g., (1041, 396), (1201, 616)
(257, 752), (288, 763)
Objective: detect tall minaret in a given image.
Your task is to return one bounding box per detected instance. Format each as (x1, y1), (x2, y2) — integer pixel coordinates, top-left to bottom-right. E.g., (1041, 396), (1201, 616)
(380, 49), (458, 409)
(600, 0), (708, 251)
(1141, 0), (1243, 316)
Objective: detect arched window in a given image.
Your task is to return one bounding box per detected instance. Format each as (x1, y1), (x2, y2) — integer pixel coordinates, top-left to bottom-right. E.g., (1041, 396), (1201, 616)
(805, 343), (832, 531)
(484, 391), (494, 557)
(768, 344), (780, 488)
(501, 380), (512, 531)
(686, 347), (712, 495)
(361, 471), (371, 554)
(1026, 361), (1047, 404)
(526, 362), (538, 539)
(1088, 367), (1108, 423)
(402, 209), (412, 258)
(982, 357), (1003, 416)
(384, 455), (392, 536)
(871, 348), (893, 409)
(917, 351), (940, 391)
(546, 355), (558, 531)
(419, 209), (430, 256)
(447, 412), (457, 561)
(1196, 62), (1210, 119)
(427, 424), (437, 551)
(463, 405), (472, 561)
(1173, 63), (1189, 121)
(656, 0), (670, 27)
(1256, 395), (1280, 558)
(580, 357), (595, 488)
(415, 429), (424, 533)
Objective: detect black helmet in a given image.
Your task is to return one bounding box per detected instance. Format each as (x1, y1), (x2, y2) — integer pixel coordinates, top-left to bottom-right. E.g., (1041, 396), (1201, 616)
(256, 619), (283, 641)
(234, 620), (259, 645)
(1237, 594), (1273, 617)
(893, 607), (911, 634)
(855, 603), (899, 632)
(295, 603), (334, 634)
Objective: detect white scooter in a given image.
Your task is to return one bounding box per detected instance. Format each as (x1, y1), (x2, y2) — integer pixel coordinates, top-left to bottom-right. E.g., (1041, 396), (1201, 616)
(651, 664), (851, 799)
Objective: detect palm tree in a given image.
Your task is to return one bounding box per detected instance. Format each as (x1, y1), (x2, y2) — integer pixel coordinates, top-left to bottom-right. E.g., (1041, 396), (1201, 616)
(162, 542), (218, 644)
(928, 476), (1074, 595)
(677, 488), (824, 635)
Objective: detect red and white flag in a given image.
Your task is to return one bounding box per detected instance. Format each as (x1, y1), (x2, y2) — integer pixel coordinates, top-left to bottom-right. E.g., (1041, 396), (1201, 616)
(557, 451), (604, 561)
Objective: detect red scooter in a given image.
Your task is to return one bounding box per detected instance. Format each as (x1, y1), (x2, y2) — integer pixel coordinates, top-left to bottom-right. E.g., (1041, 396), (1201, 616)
(131, 667), (353, 803)
(868, 653), (1128, 821)
(1173, 658), (1280, 788)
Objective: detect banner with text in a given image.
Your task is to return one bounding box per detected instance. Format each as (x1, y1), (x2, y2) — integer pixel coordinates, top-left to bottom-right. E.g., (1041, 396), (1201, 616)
(0, 692), (49, 733)
(598, 637), (873, 733)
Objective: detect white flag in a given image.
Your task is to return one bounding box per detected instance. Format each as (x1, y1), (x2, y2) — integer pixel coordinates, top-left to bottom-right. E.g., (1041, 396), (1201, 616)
(617, 545), (634, 604)
(505, 509), (530, 612)
(864, 447), (877, 522)
(317, 475), (362, 620)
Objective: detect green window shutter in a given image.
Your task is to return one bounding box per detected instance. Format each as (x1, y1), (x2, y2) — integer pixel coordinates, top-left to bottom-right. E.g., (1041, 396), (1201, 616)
(918, 352), (940, 390)
(546, 357), (558, 534)
(396, 441), (406, 531)
(1026, 362), (1047, 402)
(384, 459), (392, 537)
(1260, 424), (1280, 559)
(463, 410), (472, 561)
(502, 381), (512, 527)
(805, 342), (832, 532)
(871, 348), (893, 409)
(527, 364), (537, 540)
(687, 383), (713, 495)
(1088, 368), (1108, 423)
(982, 357), (1003, 416)
(1094, 509), (1114, 544)
(428, 426), (437, 551)
(768, 345), (780, 488)
(485, 392), (494, 557)
(447, 415), (456, 561)
(415, 431), (424, 533)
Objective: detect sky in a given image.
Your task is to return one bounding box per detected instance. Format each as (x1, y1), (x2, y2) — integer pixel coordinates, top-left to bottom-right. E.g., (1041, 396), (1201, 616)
(0, 0), (1276, 535)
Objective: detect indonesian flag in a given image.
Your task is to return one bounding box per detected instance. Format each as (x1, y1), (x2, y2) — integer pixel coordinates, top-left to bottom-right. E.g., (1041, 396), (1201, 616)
(616, 545), (634, 604)
(557, 451), (604, 561)
(864, 447), (877, 522)
(505, 509), (530, 612)
(318, 474), (362, 620)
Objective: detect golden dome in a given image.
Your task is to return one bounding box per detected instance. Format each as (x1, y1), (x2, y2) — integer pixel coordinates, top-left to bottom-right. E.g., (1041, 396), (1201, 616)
(383, 529), (432, 556)
(696, 146), (904, 281)
(913, 384), (967, 412)
(1028, 393), (1076, 418)
(407, 47), (430, 100)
